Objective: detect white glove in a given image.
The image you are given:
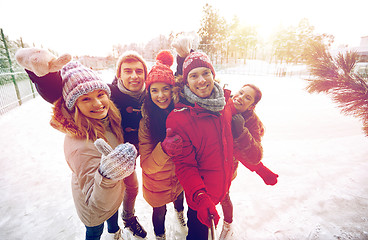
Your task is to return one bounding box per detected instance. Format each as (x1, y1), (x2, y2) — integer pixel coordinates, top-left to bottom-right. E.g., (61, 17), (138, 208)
(15, 47), (72, 77)
(172, 35), (193, 58)
(94, 138), (137, 181)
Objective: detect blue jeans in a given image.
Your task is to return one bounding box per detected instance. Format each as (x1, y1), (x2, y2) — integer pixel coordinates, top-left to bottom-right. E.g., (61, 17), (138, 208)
(85, 210), (119, 240)
(152, 191), (184, 236)
(121, 171), (139, 220)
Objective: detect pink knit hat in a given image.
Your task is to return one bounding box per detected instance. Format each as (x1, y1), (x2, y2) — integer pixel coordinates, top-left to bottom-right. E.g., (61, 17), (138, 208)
(61, 61), (111, 110)
(182, 51), (215, 82)
(145, 50), (175, 89)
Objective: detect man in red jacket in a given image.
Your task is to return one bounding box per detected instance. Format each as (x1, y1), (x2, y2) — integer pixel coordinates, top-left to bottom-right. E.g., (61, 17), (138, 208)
(166, 51), (240, 239)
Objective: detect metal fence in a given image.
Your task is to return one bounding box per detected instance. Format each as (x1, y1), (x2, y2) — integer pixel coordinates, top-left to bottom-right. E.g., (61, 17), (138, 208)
(0, 61), (311, 116)
(0, 71), (37, 115)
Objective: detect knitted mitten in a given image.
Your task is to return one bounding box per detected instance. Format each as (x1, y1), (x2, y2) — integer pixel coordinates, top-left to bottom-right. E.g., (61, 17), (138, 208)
(15, 47), (71, 77)
(231, 114), (245, 139)
(254, 162), (279, 185)
(172, 35), (193, 58)
(94, 138), (137, 181)
(161, 128), (183, 157)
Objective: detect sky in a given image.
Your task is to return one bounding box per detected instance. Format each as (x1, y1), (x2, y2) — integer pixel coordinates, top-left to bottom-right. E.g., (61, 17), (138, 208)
(1, 0), (368, 57)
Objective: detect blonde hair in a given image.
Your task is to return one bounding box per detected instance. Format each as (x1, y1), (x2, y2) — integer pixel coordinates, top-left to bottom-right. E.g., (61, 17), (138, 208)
(74, 99), (124, 143)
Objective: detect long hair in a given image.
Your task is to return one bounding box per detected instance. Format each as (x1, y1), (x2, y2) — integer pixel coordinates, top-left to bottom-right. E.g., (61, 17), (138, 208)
(73, 99), (124, 143)
(142, 91), (175, 145)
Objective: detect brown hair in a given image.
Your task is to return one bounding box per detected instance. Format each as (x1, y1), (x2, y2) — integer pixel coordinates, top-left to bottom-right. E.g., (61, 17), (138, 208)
(115, 51), (148, 79)
(242, 84), (262, 106)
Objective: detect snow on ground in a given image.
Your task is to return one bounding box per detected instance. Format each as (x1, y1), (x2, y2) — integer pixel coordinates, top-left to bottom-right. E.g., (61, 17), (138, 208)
(0, 73), (368, 240)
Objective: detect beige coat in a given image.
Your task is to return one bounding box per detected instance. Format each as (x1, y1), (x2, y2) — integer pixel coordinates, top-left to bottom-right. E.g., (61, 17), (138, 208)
(138, 117), (183, 208)
(51, 99), (125, 227)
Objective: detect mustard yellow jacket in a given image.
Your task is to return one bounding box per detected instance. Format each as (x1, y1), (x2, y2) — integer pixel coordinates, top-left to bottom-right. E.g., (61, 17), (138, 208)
(138, 117), (183, 208)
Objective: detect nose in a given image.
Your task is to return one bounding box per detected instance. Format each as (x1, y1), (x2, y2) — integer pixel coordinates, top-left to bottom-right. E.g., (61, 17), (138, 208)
(198, 75), (206, 84)
(158, 90), (164, 98)
(92, 98), (102, 107)
(131, 70), (138, 79)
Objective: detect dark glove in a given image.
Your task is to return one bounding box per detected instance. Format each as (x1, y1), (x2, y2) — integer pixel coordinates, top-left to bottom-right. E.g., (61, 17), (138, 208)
(255, 162), (279, 185)
(231, 114), (245, 139)
(161, 128), (183, 157)
(195, 193), (220, 228)
(94, 138), (137, 181)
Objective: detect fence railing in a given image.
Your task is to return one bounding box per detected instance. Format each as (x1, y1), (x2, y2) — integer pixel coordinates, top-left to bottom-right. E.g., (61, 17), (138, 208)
(0, 71), (37, 115)
(0, 61), (311, 117)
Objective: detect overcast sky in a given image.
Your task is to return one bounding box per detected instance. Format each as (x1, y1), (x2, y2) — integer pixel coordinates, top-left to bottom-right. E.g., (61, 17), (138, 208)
(2, 0), (367, 56)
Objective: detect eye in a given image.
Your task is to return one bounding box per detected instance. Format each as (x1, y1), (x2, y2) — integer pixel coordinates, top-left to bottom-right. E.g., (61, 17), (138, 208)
(98, 92), (106, 98)
(136, 69), (144, 75)
(150, 89), (157, 93)
(124, 69), (133, 74)
(80, 97), (90, 102)
(189, 73), (197, 79)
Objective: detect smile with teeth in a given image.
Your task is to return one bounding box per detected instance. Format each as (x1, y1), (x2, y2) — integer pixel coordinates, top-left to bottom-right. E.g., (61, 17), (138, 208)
(197, 84), (208, 90)
(235, 99), (242, 105)
(157, 99), (168, 103)
(91, 107), (105, 113)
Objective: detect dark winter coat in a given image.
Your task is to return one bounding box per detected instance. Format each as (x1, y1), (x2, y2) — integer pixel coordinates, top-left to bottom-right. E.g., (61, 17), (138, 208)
(165, 89), (236, 210)
(108, 80), (143, 148)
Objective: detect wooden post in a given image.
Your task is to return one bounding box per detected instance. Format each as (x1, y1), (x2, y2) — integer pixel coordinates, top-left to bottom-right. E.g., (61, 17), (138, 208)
(1, 28), (22, 105)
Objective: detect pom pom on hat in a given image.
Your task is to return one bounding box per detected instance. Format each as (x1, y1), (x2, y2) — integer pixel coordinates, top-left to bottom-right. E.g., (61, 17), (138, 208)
(61, 61), (111, 110)
(156, 50), (174, 67)
(182, 51), (215, 82)
(146, 50), (175, 89)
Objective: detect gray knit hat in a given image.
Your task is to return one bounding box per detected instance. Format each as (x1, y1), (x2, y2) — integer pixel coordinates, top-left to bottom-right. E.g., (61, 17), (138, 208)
(61, 61), (111, 110)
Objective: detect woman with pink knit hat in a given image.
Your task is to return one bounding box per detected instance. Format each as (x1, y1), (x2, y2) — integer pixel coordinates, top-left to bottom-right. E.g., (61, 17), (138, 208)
(49, 61), (136, 240)
(15, 48), (148, 238)
(138, 50), (186, 240)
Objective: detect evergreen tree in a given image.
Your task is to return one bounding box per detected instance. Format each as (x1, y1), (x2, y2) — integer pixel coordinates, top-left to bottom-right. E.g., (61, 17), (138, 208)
(198, 3), (227, 61)
(305, 42), (368, 136)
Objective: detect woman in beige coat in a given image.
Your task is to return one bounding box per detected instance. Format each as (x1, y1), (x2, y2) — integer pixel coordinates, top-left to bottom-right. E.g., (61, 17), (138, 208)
(138, 51), (185, 240)
(50, 61), (137, 240)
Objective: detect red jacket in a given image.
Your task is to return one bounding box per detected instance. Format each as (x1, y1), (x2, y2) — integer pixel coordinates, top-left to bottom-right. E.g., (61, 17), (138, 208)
(166, 89), (236, 210)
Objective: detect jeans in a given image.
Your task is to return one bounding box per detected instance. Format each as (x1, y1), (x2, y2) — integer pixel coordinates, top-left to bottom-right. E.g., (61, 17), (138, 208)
(152, 191), (184, 236)
(220, 192), (233, 223)
(121, 171), (139, 221)
(186, 207), (208, 240)
(85, 210), (119, 240)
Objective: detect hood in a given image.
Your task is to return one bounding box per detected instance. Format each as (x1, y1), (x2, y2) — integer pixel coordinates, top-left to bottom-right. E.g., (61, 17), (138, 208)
(50, 98), (86, 139)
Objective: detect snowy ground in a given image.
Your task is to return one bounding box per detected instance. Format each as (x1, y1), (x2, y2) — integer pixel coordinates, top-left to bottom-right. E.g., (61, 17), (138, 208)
(0, 72), (368, 240)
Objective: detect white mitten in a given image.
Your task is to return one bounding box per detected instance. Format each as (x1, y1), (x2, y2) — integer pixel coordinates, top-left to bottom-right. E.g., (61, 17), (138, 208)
(94, 138), (137, 181)
(172, 35), (193, 58)
(15, 47), (72, 77)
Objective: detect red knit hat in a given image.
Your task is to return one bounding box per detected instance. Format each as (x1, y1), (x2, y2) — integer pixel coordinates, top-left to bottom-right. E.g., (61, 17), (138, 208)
(182, 51), (215, 82)
(146, 50), (175, 89)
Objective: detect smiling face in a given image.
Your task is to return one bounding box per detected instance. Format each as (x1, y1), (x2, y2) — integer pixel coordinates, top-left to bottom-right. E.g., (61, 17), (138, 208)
(186, 67), (214, 98)
(149, 82), (172, 109)
(118, 61), (145, 92)
(232, 85), (257, 113)
(75, 90), (110, 119)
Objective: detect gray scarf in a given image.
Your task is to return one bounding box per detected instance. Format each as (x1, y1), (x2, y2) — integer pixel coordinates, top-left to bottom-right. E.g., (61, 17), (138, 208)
(184, 81), (225, 112)
(117, 79), (146, 103)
